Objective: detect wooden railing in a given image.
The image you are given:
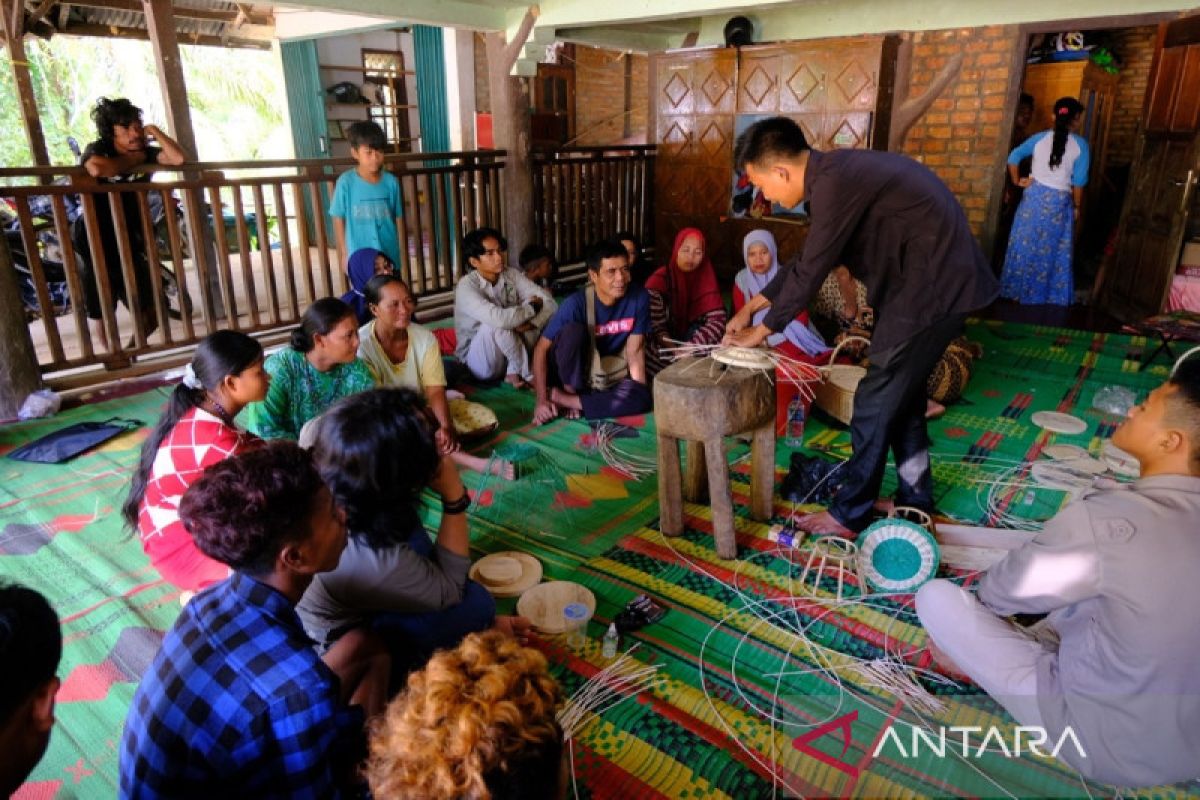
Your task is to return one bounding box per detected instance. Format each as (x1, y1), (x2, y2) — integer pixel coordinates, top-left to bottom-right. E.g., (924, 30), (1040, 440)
(0, 150), (505, 387)
(532, 145), (654, 267)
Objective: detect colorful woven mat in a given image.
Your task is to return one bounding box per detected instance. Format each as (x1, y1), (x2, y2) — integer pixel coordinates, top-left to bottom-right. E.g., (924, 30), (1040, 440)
(2, 320), (1197, 799)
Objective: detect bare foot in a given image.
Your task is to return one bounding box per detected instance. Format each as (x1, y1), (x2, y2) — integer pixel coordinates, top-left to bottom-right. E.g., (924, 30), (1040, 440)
(872, 498), (895, 514)
(563, 407), (582, 420)
(494, 614), (533, 644)
(453, 451), (516, 480)
(925, 398), (946, 419)
(794, 510), (855, 536)
(505, 374), (531, 390)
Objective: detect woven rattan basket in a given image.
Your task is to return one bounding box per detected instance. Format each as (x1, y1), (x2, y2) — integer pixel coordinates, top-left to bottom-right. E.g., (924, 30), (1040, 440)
(813, 336), (870, 425)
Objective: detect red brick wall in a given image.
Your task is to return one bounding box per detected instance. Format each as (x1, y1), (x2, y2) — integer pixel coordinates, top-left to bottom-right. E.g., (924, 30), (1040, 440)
(900, 26), (1024, 240)
(1107, 26), (1156, 167)
(573, 45), (648, 145)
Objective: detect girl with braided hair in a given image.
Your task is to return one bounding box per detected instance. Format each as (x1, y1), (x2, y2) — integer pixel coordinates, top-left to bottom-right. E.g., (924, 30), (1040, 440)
(122, 330), (268, 591)
(1000, 96), (1089, 305)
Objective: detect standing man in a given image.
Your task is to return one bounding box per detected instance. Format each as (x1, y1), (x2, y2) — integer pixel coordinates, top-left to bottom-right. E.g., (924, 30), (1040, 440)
(726, 117), (998, 535)
(75, 97), (188, 351)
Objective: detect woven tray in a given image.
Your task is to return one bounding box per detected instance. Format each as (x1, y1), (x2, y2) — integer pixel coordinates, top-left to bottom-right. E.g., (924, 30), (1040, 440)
(813, 336), (870, 425)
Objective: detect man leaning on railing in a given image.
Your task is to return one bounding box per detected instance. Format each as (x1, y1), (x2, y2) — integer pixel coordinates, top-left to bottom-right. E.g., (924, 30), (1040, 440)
(73, 97), (187, 352)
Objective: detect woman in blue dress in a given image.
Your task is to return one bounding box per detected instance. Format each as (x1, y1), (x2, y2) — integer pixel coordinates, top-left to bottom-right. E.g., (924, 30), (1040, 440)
(1001, 96), (1089, 306)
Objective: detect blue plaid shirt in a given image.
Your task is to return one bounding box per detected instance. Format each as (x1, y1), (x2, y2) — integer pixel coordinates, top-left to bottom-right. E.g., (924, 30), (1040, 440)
(119, 572), (365, 798)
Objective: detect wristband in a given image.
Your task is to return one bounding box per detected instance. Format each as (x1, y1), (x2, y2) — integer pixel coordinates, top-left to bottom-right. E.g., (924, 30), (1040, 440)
(441, 492), (471, 515)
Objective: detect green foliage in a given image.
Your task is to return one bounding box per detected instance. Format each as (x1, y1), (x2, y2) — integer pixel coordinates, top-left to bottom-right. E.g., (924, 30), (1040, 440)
(1, 36), (288, 175)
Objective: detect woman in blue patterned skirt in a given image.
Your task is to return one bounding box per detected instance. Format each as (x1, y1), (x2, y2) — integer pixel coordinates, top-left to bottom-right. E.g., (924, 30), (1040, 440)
(1000, 96), (1089, 305)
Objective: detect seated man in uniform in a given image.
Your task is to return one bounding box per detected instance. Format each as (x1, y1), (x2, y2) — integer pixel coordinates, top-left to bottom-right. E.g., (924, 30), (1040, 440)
(916, 356), (1200, 788)
(532, 238), (651, 424)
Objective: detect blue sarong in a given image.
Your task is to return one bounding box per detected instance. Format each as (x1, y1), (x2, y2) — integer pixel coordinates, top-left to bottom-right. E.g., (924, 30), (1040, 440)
(1000, 181), (1075, 306)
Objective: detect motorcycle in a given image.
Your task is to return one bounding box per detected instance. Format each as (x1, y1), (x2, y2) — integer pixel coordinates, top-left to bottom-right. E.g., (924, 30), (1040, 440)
(2, 183), (194, 322)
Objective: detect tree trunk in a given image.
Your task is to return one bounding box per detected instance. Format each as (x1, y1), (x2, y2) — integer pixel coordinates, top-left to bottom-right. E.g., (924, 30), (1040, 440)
(0, 234), (43, 418)
(484, 8), (538, 260)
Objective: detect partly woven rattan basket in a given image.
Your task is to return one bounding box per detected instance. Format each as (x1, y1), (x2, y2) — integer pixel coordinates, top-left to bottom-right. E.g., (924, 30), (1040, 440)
(813, 336), (870, 425)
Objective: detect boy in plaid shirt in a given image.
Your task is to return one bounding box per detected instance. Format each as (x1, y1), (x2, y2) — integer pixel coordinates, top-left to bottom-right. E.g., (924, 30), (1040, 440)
(119, 442), (386, 798)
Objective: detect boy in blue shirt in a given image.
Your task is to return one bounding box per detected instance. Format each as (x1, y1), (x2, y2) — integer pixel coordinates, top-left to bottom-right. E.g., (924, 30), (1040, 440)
(532, 238), (652, 423)
(330, 121), (403, 269)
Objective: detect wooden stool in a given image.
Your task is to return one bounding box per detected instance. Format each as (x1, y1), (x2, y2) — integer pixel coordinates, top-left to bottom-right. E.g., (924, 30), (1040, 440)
(654, 356), (775, 559)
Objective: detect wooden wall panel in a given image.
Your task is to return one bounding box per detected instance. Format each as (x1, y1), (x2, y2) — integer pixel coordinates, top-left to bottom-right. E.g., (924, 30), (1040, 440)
(651, 36), (897, 278)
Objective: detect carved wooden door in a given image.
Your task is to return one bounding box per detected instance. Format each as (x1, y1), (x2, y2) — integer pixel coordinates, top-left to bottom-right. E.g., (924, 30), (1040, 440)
(1094, 15), (1200, 320)
(651, 49), (736, 257)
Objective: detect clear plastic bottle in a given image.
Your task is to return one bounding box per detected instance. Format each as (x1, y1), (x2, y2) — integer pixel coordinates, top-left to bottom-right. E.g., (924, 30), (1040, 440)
(601, 622), (619, 658)
(563, 603), (588, 649)
(785, 398), (806, 448)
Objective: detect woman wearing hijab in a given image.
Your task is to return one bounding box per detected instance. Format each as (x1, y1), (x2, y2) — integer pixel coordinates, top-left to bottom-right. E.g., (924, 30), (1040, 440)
(733, 229), (829, 433)
(644, 228), (728, 376)
(342, 248), (396, 324)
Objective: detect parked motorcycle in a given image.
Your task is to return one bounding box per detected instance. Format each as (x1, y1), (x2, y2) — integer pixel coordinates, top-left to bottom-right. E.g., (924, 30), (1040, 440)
(2, 186), (194, 322)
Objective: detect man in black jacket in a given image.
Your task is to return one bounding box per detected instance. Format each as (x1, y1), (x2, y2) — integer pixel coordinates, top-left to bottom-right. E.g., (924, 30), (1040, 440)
(726, 116), (998, 535)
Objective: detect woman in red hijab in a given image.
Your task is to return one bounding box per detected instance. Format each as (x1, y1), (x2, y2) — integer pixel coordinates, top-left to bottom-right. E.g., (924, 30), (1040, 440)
(645, 228), (728, 376)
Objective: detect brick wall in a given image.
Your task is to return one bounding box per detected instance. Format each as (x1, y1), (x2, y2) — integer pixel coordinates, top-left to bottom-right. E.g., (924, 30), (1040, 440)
(1107, 26), (1156, 167)
(900, 26), (1024, 239)
(573, 45), (648, 145)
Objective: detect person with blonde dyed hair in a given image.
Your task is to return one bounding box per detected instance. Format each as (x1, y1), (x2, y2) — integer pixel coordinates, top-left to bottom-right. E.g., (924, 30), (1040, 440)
(367, 630), (565, 800)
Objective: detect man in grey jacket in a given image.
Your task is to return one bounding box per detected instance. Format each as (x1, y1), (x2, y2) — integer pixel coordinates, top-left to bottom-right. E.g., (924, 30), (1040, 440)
(454, 228), (556, 387)
(916, 356), (1200, 788)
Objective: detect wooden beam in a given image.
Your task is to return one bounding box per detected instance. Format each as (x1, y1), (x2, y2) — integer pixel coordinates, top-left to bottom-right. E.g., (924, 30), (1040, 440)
(25, 0), (58, 28)
(142, 0), (198, 160)
(486, 5), (538, 259)
(76, 0), (271, 24)
(0, 232), (43, 416)
(58, 21), (271, 48)
(2, 0), (52, 170)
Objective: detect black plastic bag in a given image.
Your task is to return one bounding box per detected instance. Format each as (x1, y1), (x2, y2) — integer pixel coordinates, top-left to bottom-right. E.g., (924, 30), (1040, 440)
(7, 417), (141, 464)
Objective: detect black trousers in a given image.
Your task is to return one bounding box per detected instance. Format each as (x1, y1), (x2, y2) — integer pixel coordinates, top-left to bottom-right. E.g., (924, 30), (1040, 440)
(828, 313), (966, 531)
(547, 321), (651, 419)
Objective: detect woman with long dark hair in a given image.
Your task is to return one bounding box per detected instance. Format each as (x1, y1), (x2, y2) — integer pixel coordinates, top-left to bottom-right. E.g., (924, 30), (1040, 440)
(1000, 96), (1089, 305)
(244, 297), (375, 440)
(299, 388), (528, 671)
(122, 330), (268, 591)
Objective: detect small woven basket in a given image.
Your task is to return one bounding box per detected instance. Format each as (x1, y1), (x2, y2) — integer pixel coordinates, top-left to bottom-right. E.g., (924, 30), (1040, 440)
(813, 336), (870, 425)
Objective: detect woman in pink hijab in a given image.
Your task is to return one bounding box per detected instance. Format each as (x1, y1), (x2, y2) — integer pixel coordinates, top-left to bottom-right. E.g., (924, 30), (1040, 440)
(644, 228), (727, 376)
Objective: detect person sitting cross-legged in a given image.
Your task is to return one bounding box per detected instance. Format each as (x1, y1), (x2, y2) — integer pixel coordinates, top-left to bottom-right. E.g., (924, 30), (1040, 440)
(454, 227), (556, 389)
(300, 389), (530, 677)
(119, 442), (389, 799)
(916, 356), (1200, 788)
(532, 238), (652, 425)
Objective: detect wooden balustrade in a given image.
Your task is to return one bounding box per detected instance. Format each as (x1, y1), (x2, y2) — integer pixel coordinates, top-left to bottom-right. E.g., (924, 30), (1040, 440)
(532, 145), (655, 267)
(1, 150), (505, 386)
(2, 145), (655, 388)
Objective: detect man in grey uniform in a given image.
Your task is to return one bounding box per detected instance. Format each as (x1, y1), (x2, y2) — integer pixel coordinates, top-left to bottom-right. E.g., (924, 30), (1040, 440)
(917, 356), (1200, 787)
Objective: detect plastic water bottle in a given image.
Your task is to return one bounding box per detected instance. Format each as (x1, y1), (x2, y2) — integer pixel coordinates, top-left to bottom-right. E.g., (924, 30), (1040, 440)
(785, 398), (806, 448)
(563, 603), (588, 649)
(601, 622), (619, 658)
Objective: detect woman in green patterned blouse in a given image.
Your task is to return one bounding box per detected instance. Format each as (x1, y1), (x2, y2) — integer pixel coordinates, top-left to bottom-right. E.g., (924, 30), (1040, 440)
(245, 298), (375, 440)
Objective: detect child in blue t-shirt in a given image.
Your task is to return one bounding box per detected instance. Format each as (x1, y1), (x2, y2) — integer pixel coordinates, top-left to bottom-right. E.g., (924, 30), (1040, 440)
(330, 121), (403, 269)
(532, 239), (653, 423)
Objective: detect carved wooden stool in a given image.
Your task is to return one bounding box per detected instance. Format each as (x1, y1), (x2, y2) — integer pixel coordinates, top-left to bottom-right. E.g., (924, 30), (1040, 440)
(654, 356), (775, 559)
